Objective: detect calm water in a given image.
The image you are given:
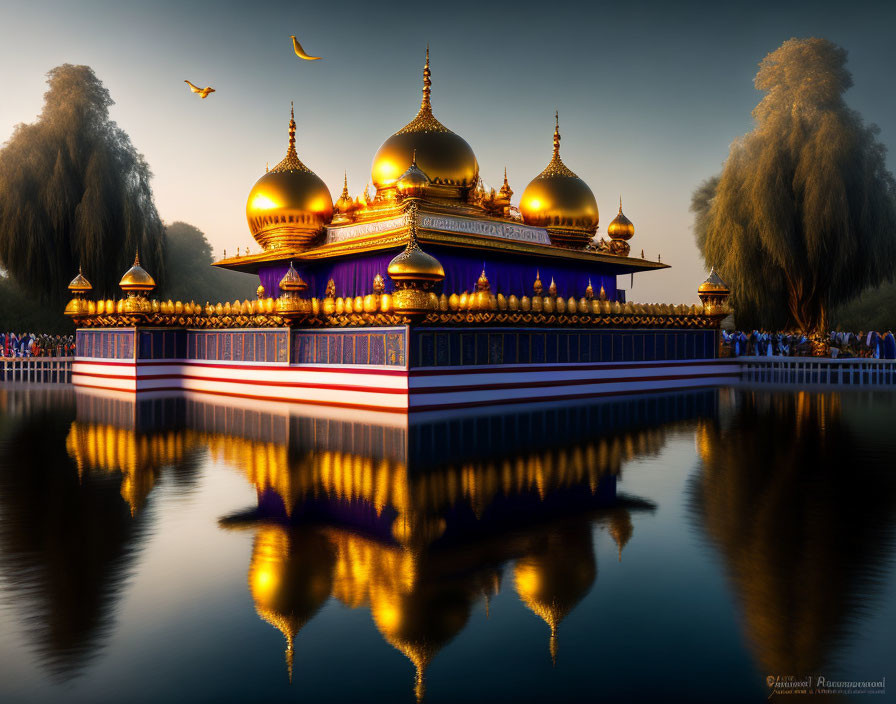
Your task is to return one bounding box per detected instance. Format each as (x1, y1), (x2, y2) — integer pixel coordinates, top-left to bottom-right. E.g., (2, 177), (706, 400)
(0, 385), (894, 703)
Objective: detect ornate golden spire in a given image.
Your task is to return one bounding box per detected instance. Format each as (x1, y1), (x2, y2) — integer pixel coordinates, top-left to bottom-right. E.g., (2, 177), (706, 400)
(585, 279), (594, 300)
(270, 102), (311, 173)
(498, 167), (513, 200)
(341, 172), (349, 200)
(548, 277), (557, 297)
(396, 47), (449, 135)
(422, 45), (431, 112)
(533, 270), (543, 296)
(477, 267), (490, 292)
(538, 111), (577, 179)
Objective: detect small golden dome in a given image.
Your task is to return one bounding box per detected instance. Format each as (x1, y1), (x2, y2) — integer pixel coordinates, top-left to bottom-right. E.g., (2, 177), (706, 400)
(68, 267), (92, 293)
(520, 114), (599, 247)
(119, 251), (155, 293)
(396, 150), (431, 198)
(371, 48), (478, 198)
(278, 261), (308, 292)
(698, 268), (730, 294)
(607, 198), (635, 240)
(388, 210), (445, 283)
(246, 104), (333, 251)
(256, 284), (266, 299)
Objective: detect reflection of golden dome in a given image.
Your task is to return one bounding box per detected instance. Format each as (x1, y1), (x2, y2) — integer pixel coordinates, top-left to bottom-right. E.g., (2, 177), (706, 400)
(371, 49), (478, 198)
(513, 525), (596, 664)
(68, 267), (92, 292)
(371, 582), (471, 702)
(606, 198), (635, 240)
(246, 105), (333, 252)
(698, 268), (730, 294)
(520, 114), (599, 248)
(249, 526), (335, 681)
(119, 252), (156, 293)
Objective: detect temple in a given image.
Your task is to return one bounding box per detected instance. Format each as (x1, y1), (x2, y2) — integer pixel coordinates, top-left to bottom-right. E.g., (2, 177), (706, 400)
(64, 51), (736, 409)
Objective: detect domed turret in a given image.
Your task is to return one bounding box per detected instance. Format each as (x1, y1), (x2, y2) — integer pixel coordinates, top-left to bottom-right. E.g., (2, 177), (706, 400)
(119, 251), (155, 294)
(607, 197), (635, 240)
(371, 48), (478, 200)
(396, 150), (431, 199)
(697, 268), (731, 314)
(246, 104), (333, 251)
(520, 113), (599, 249)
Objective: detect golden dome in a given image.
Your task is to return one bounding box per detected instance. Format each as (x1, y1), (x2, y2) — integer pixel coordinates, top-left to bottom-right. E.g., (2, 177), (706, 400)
(520, 114), (599, 248)
(388, 212), (445, 283)
(698, 268), (730, 294)
(371, 49), (478, 198)
(68, 266), (92, 293)
(246, 105), (333, 251)
(607, 198), (635, 240)
(396, 150), (431, 198)
(119, 251), (155, 293)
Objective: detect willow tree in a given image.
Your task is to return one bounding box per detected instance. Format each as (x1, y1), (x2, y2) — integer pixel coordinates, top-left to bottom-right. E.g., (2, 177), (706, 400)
(0, 64), (165, 302)
(691, 38), (896, 333)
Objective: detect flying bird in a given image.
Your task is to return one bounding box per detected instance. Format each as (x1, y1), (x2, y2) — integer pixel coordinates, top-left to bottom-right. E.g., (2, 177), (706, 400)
(291, 35), (322, 61)
(184, 80), (216, 99)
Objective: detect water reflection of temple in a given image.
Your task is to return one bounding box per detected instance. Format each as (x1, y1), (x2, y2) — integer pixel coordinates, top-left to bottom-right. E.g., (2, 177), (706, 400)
(691, 389), (896, 680)
(206, 391), (717, 699)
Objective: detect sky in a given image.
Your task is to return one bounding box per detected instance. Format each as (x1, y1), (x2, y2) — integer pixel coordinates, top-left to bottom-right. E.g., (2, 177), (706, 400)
(1, 0), (894, 303)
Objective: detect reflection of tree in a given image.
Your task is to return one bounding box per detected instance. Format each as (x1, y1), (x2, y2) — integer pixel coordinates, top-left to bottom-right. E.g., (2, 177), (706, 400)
(0, 396), (147, 679)
(0, 390), (205, 680)
(691, 391), (896, 675)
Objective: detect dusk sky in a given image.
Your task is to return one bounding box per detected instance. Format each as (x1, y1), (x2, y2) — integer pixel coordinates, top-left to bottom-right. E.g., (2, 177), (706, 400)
(2, 0), (894, 302)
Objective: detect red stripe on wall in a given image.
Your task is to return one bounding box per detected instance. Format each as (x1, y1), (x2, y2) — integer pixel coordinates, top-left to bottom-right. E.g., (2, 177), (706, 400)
(136, 372), (407, 394)
(134, 360), (408, 376)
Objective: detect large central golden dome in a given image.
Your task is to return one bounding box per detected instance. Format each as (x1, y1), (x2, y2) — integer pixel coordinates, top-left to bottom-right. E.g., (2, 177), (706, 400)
(520, 114), (599, 248)
(371, 49), (478, 198)
(246, 106), (333, 251)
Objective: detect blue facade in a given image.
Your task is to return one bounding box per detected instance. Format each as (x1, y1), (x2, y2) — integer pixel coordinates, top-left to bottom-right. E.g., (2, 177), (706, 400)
(77, 325), (717, 367)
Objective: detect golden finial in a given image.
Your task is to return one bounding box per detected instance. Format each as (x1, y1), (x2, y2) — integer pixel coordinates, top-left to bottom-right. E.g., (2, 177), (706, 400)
(325, 278), (336, 298)
(223, 248), (226, 259)
(237, 246), (240, 257)
(342, 171), (349, 199)
(498, 166), (513, 200)
(269, 102), (309, 173)
(548, 277), (557, 297)
(133, 249), (140, 267)
(658, 253), (662, 263)
(421, 45), (432, 113)
(533, 269), (543, 296)
(599, 284), (607, 301)
(553, 110), (560, 160)
(585, 279), (594, 300)
(373, 272), (385, 294)
(289, 101), (296, 152)
(477, 267), (490, 292)
(641, 248), (645, 259)
(256, 283), (265, 299)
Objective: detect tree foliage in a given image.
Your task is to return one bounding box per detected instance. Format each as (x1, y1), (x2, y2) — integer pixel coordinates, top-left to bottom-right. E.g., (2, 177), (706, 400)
(160, 222), (255, 303)
(691, 38), (896, 332)
(0, 64), (165, 303)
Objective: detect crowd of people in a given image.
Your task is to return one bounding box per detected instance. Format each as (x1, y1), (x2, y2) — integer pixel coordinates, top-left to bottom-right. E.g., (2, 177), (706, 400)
(722, 330), (896, 359)
(1, 332), (75, 358)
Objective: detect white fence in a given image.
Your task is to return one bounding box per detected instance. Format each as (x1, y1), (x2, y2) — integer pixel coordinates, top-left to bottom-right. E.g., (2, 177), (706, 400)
(738, 356), (896, 386)
(0, 357), (72, 384)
